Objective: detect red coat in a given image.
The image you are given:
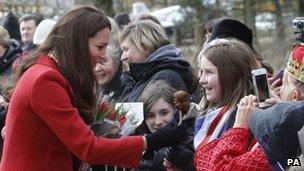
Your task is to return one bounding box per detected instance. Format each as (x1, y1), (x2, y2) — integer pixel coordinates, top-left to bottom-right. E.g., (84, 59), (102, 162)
(0, 55), (144, 171)
(195, 128), (272, 171)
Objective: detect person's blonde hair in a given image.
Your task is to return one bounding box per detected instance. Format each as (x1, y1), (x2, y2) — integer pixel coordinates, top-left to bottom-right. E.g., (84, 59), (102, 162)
(119, 20), (170, 58)
(0, 26), (10, 48)
(199, 38), (259, 110)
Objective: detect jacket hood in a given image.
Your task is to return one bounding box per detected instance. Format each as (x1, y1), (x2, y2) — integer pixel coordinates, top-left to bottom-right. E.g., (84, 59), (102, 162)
(145, 44), (182, 62)
(129, 45), (197, 93)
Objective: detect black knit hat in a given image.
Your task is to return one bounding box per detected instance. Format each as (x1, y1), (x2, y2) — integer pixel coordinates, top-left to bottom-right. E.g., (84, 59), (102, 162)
(2, 11), (21, 41)
(209, 18), (253, 48)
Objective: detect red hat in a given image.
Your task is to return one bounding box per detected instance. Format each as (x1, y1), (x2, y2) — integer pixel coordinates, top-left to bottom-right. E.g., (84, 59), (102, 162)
(287, 44), (304, 83)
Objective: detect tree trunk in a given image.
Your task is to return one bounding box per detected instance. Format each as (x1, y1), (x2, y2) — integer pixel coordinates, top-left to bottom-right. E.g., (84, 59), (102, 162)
(299, 0), (304, 16)
(214, 0), (221, 18)
(244, 0), (259, 50)
(273, 0), (287, 62)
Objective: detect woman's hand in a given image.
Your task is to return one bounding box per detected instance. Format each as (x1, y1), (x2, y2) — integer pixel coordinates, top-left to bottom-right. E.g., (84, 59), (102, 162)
(234, 95), (258, 129)
(269, 77), (281, 97)
(264, 88), (282, 107)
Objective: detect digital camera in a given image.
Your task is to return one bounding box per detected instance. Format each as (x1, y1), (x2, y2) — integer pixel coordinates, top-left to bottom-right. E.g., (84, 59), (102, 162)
(293, 17), (304, 42)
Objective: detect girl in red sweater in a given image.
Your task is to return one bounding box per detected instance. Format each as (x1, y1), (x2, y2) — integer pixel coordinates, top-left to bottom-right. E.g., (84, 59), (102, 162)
(194, 38), (272, 170)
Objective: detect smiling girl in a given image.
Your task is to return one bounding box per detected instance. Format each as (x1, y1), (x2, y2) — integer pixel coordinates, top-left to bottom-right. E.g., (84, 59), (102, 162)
(194, 38), (259, 152)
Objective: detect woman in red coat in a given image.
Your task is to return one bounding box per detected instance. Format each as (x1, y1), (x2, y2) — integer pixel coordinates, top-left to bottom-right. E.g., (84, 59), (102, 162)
(0, 6), (189, 171)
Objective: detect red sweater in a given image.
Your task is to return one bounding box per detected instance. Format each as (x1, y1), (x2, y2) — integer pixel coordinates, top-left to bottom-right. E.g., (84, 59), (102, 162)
(195, 128), (272, 171)
(0, 55), (144, 171)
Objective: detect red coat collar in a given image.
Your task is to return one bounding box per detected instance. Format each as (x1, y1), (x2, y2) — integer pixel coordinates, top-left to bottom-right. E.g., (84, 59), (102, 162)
(35, 54), (59, 70)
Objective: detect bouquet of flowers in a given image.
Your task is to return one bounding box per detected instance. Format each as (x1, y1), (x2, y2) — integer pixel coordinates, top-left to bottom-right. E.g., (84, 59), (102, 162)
(80, 100), (144, 170)
(90, 101), (128, 137)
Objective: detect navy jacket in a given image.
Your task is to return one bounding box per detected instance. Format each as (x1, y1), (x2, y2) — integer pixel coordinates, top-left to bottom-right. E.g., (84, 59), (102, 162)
(121, 44), (197, 102)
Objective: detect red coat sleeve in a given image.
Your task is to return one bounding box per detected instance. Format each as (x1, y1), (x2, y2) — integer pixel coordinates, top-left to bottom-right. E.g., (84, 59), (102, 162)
(195, 128), (272, 171)
(29, 70), (144, 168)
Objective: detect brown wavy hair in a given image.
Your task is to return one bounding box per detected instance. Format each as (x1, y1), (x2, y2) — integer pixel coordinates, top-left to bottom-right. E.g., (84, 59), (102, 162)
(199, 38), (259, 110)
(4, 6), (111, 124)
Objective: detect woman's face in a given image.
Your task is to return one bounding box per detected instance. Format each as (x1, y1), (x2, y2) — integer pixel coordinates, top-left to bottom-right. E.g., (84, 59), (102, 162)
(145, 98), (174, 133)
(94, 53), (118, 87)
(121, 38), (147, 63)
(89, 28), (111, 65)
(199, 56), (221, 104)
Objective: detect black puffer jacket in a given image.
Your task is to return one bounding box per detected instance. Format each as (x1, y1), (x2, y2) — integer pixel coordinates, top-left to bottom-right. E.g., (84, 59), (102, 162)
(0, 40), (22, 76)
(121, 44), (197, 102)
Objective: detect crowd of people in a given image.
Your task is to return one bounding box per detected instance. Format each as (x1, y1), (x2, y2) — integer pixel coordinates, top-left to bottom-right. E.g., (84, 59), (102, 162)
(0, 5), (303, 171)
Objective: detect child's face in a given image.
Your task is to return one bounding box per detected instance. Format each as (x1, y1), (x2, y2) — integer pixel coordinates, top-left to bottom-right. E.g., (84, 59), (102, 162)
(199, 56), (221, 104)
(145, 98), (174, 133)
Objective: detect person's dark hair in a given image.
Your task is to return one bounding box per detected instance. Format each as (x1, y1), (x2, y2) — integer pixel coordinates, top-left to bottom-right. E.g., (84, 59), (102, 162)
(138, 80), (177, 116)
(136, 80), (177, 134)
(199, 38), (259, 109)
(202, 18), (222, 35)
(5, 6), (111, 124)
(3, 11), (21, 41)
(114, 13), (130, 30)
(19, 14), (41, 26)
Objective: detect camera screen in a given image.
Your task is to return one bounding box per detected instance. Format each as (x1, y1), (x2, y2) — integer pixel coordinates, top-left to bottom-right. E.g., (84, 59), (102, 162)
(255, 74), (270, 102)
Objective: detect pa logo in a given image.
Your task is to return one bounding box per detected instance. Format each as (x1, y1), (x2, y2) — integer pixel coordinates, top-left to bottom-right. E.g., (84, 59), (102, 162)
(287, 158), (301, 166)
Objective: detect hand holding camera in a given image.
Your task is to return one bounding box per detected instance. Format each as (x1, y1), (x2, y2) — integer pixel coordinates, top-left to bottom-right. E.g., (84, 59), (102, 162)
(251, 68), (271, 108)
